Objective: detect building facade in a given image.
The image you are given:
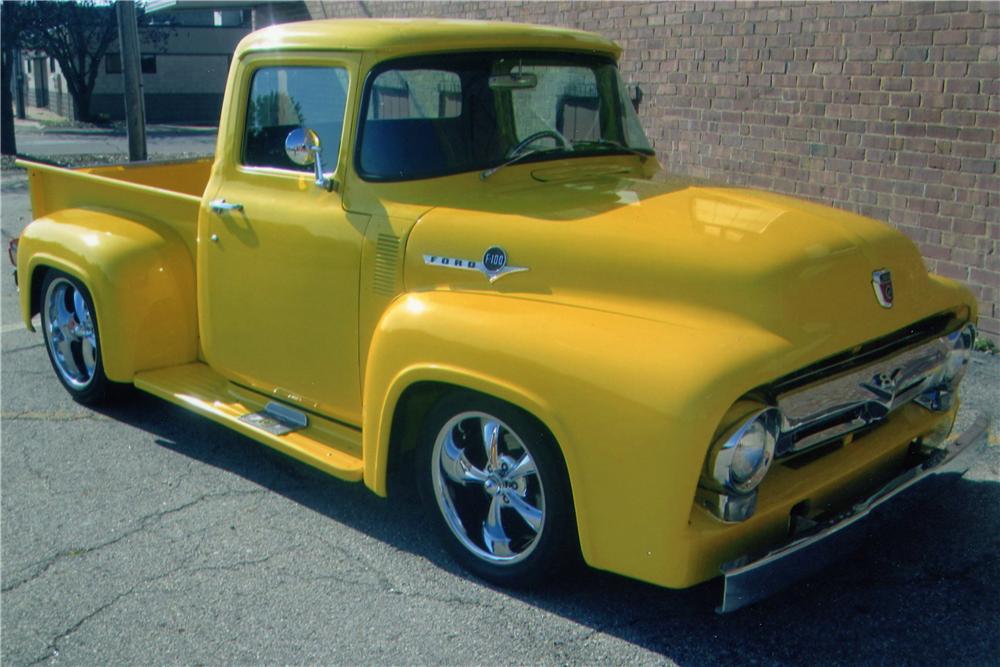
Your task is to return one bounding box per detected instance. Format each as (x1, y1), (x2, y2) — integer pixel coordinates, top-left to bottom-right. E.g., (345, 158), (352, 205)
(20, 8), (252, 124)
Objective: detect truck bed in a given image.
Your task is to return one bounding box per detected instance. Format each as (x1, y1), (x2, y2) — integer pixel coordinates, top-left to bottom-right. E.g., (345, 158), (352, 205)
(17, 157), (212, 257)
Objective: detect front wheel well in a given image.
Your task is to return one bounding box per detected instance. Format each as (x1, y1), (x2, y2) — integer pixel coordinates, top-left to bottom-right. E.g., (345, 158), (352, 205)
(384, 382), (568, 498)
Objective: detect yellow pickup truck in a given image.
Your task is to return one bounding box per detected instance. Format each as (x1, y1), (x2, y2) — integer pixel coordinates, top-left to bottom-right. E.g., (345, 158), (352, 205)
(12, 19), (988, 612)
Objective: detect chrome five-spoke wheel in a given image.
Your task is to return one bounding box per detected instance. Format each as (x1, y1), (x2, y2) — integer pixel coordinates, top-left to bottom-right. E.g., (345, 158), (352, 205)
(40, 271), (113, 404)
(418, 392), (575, 587)
(432, 411), (545, 564)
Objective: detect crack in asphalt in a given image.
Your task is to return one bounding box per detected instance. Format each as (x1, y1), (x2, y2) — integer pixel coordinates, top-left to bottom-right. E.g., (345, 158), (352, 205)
(26, 590), (134, 667)
(2, 342), (45, 354)
(17, 442), (55, 494)
(1, 410), (112, 422)
(2, 489), (265, 595)
(23, 542), (293, 666)
(303, 558), (495, 612)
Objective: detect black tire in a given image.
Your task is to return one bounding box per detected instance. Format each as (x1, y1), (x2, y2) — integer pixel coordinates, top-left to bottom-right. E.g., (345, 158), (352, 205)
(416, 390), (577, 588)
(40, 270), (116, 405)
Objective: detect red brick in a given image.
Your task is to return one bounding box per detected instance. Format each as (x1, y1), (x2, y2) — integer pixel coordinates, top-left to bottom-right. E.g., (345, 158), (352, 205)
(961, 158), (997, 174)
(903, 62), (935, 76)
(955, 220), (989, 236)
(916, 14), (951, 30)
(929, 154), (962, 170)
(896, 46), (930, 61)
(955, 95), (990, 111)
(882, 77), (913, 92)
(912, 77), (945, 92)
(933, 30), (968, 45)
(953, 142), (988, 158)
(945, 79), (980, 94)
(913, 108), (945, 123)
(891, 92), (922, 107)
(936, 261), (970, 279)
(944, 46), (981, 60)
(926, 184), (957, 200)
(951, 12), (986, 29)
(902, 2), (937, 14)
(970, 268), (1000, 286)
(924, 93), (955, 108)
(897, 122), (927, 137)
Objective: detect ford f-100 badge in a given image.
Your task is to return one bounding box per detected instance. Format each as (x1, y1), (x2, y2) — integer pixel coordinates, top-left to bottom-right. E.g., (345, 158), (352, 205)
(424, 246), (529, 283)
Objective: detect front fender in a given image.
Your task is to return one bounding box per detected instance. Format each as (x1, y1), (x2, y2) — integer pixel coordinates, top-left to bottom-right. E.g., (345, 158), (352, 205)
(18, 208), (198, 382)
(362, 291), (790, 587)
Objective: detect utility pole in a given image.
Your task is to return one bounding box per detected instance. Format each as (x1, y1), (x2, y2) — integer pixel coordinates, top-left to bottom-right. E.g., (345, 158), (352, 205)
(14, 48), (26, 119)
(116, 1), (147, 161)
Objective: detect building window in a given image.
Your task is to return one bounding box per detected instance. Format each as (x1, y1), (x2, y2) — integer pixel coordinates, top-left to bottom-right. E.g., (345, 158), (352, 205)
(106, 54), (157, 74)
(26, 59), (31, 74)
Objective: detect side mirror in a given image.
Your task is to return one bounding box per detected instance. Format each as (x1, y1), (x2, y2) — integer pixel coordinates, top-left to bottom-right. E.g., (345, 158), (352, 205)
(628, 84), (643, 113)
(284, 127), (333, 191)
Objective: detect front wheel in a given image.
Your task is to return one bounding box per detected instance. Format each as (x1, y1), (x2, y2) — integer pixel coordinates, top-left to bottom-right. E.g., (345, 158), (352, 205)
(40, 271), (115, 405)
(417, 391), (576, 587)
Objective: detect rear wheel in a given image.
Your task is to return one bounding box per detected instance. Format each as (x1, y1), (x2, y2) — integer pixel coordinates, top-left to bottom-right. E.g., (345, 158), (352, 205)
(417, 391), (576, 587)
(41, 271), (114, 405)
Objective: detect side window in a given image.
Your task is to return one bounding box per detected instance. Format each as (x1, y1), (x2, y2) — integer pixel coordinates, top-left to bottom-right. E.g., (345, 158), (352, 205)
(367, 69), (462, 120)
(242, 66), (349, 172)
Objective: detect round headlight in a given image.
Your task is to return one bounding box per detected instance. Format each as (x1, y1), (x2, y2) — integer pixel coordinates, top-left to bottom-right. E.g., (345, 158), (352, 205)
(708, 408), (781, 494)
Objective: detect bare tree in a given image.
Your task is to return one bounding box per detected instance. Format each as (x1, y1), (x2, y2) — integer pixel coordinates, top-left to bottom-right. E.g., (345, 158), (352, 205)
(1, 2), (32, 154)
(2, 0), (169, 147)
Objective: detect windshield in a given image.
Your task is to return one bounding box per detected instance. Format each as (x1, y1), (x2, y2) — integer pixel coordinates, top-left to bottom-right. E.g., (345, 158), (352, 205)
(356, 51), (653, 182)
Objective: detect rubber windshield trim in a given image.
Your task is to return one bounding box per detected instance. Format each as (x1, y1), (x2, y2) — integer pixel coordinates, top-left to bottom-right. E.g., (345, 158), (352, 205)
(353, 49), (647, 184)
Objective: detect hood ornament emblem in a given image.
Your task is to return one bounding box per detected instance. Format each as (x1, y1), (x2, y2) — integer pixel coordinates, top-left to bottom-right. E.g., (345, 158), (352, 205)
(861, 369), (900, 405)
(424, 246), (529, 283)
(871, 269), (893, 308)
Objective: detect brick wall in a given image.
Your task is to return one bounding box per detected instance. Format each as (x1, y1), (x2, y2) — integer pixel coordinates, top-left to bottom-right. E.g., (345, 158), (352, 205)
(302, 1), (1000, 341)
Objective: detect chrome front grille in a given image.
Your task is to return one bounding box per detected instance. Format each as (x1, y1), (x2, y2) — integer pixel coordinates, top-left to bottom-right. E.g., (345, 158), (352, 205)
(775, 335), (953, 457)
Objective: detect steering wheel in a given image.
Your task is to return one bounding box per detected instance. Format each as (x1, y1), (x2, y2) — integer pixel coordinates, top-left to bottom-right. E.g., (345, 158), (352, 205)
(505, 130), (569, 159)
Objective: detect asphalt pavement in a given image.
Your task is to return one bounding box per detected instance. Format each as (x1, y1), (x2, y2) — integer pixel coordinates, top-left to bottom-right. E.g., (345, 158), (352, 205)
(1, 154), (999, 665)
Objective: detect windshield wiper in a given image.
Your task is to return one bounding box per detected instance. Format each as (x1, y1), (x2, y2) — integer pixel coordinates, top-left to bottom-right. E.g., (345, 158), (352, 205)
(480, 146), (567, 180)
(571, 139), (653, 161)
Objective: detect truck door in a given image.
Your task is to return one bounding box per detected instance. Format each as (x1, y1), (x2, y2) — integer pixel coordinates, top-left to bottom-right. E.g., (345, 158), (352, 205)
(198, 53), (367, 426)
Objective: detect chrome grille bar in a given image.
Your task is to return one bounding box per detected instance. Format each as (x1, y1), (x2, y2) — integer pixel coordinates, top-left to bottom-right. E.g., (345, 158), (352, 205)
(775, 335), (951, 456)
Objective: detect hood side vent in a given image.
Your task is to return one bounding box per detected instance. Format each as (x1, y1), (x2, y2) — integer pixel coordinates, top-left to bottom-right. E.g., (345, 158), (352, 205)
(374, 233), (400, 296)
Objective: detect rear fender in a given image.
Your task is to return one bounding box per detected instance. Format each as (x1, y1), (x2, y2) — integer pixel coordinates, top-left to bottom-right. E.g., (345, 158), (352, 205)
(17, 208), (198, 382)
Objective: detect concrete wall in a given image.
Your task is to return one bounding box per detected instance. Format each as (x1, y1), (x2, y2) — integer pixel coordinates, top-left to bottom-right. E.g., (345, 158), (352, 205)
(303, 0), (999, 341)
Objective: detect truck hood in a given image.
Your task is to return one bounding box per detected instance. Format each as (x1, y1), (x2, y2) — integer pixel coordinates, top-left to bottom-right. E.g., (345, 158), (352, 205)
(404, 169), (967, 350)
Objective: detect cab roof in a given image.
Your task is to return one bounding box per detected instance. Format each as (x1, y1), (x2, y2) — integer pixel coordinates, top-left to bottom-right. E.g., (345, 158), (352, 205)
(236, 18), (621, 60)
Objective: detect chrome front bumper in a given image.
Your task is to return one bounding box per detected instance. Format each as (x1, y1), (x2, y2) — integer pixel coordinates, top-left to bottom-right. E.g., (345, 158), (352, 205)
(718, 414), (990, 613)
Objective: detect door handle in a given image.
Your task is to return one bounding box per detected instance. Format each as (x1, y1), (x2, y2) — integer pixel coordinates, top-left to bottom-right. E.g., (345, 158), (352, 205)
(210, 199), (243, 213)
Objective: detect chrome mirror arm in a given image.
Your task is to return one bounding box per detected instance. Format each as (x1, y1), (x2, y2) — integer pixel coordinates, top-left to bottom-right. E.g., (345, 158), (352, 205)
(308, 145), (334, 191)
(285, 127), (335, 192)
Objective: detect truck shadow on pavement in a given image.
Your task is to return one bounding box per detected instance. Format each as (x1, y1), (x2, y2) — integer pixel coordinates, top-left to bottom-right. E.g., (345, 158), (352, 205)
(96, 392), (1000, 665)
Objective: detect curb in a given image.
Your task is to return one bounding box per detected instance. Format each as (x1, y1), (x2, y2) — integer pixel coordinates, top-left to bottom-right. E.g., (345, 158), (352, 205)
(24, 124), (218, 137)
